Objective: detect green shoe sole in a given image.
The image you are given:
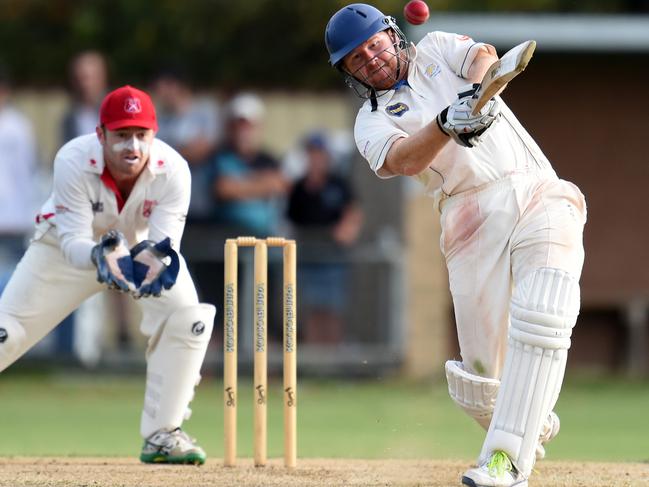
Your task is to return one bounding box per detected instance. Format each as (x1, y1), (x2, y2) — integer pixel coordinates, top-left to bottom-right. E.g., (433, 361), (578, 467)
(140, 452), (206, 465)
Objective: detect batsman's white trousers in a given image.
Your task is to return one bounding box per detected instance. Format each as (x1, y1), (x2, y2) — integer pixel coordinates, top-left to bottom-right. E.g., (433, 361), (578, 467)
(439, 170), (587, 379)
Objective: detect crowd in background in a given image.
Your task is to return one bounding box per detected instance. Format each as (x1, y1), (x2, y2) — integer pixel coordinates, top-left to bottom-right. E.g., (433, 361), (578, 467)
(0, 50), (364, 366)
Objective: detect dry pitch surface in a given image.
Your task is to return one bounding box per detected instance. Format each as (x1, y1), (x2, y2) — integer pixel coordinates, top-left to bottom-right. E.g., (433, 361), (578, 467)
(1, 457), (647, 487)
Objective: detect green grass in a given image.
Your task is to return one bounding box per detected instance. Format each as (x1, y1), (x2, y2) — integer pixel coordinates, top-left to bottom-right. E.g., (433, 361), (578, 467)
(0, 369), (647, 462)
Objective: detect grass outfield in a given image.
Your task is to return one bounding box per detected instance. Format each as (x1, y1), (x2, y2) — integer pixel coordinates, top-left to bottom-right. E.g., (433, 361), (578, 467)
(0, 368), (647, 462)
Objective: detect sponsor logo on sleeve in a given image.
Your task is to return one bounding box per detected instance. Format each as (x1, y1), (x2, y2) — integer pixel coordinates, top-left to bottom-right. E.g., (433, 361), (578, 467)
(386, 102), (409, 117)
(55, 205), (70, 214)
(457, 35), (471, 41)
(91, 201), (104, 213)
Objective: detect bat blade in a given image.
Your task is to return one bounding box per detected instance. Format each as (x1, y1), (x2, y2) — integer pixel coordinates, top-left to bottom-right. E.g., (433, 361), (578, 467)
(470, 40), (536, 116)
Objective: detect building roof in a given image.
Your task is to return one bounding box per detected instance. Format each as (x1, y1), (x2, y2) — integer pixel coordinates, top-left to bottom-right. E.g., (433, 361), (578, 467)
(408, 14), (649, 51)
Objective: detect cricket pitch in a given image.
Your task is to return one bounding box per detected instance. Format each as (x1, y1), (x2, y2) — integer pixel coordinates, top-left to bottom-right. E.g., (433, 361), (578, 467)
(0, 457), (647, 486)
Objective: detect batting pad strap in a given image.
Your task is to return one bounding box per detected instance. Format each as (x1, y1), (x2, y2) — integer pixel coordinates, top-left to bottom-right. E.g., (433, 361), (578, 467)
(445, 360), (499, 431)
(509, 315), (573, 350)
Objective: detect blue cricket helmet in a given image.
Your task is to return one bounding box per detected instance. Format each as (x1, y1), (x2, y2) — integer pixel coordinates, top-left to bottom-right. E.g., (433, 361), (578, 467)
(325, 3), (393, 67)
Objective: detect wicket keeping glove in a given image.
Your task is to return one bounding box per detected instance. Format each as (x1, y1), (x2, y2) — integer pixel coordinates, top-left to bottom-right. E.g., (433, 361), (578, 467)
(436, 83), (500, 148)
(130, 237), (180, 298)
(90, 230), (137, 293)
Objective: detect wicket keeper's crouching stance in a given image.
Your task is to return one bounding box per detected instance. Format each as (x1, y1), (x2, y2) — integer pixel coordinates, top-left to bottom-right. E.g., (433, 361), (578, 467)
(326, 4), (586, 487)
(0, 85), (215, 465)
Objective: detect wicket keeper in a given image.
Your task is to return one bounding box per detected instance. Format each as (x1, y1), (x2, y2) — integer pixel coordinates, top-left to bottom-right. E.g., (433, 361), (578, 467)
(326, 4), (586, 486)
(0, 85), (214, 465)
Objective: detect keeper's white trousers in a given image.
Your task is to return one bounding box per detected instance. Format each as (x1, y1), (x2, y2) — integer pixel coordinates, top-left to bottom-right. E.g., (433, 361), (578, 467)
(0, 228), (209, 438)
(439, 172), (587, 379)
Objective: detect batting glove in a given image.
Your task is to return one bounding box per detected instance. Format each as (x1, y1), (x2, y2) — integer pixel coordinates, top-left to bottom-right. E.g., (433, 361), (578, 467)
(436, 84), (501, 148)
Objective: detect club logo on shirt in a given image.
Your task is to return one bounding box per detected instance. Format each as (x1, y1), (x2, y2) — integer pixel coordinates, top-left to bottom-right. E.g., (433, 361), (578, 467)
(425, 63), (441, 78)
(142, 199), (158, 218)
(124, 97), (142, 114)
(91, 201), (104, 213)
(386, 102), (409, 117)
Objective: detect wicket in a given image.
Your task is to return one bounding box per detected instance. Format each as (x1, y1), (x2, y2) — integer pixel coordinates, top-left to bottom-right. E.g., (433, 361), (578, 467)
(223, 236), (297, 468)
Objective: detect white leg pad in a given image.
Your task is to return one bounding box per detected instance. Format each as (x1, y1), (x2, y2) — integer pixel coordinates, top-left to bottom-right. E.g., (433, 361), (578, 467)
(445, 360), (499, 431)
(140, 303), (215, 438)
(480, 268), (580, 476)
(0, 314), (27, 372)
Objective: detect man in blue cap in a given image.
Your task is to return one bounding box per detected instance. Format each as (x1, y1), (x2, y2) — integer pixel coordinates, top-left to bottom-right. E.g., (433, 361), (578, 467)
(325, 4), (587, 487)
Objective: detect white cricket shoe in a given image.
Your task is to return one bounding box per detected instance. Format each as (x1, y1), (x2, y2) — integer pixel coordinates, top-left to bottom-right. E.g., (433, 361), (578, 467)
(536, 411), (561, 460)
(140, 427), (206, 465)
(462, 451), (528, 487)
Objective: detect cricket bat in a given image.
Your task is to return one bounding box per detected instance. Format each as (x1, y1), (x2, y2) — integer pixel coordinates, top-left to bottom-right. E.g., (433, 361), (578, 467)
(469, 40), (536, 116)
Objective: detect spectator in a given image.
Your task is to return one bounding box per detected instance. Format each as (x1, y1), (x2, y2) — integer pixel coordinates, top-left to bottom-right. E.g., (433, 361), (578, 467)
(152, 68), (221, 221)
(211, 93), (288, 236)
(60, 51), (112, 365)
(0, 63), (39, 292)
(286, 132), (363, 343)
(61, 51), (108, 142)
(204, 93), (289, 341)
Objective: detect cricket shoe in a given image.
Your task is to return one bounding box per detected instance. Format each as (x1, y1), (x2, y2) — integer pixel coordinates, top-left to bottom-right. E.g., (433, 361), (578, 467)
(462, 451), (527, 487)
(140, 427), (206, 465)
(536, 411), (560, 460)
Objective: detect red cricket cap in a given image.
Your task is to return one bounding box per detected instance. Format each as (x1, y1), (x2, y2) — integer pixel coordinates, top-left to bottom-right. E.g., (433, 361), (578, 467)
(99, 85), (158, 131)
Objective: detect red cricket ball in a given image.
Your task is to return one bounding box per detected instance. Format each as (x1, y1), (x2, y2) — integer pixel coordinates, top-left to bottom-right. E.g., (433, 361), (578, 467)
(404, 0), (430, 25)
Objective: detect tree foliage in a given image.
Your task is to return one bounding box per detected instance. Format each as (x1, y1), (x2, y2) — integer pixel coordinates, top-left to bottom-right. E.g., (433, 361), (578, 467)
(0, 0), (641, 90)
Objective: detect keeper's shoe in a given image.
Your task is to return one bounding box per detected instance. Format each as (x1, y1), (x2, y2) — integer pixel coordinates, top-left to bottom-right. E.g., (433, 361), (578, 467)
(140, 427), (206, 465)
(536, 411), (560, 460)
(462, 451), (528, 487)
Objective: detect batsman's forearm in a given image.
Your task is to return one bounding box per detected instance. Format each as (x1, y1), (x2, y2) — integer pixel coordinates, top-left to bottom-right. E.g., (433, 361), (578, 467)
(466, 47), (498, 83)
(383, 120), (450, 177)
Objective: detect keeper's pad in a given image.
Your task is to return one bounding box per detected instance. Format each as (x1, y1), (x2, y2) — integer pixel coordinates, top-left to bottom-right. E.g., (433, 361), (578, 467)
(480, 268), (580, 476)
(445, 360), (499, 430)
(141, 303), (215, 438)
(0, 314), (27, 372)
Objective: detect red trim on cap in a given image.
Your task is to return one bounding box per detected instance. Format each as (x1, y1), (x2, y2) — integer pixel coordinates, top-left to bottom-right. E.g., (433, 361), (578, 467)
(100, 167), (125, 212)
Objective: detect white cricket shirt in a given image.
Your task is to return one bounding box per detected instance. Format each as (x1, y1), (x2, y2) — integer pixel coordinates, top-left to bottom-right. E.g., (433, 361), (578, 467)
(354, 32), (555, 196)
(35, 134), (191, 269)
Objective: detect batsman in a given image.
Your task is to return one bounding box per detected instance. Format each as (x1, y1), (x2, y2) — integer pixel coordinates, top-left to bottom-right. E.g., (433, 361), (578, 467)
(326, 4), (586, 487)
(0, 85), (214, 465)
